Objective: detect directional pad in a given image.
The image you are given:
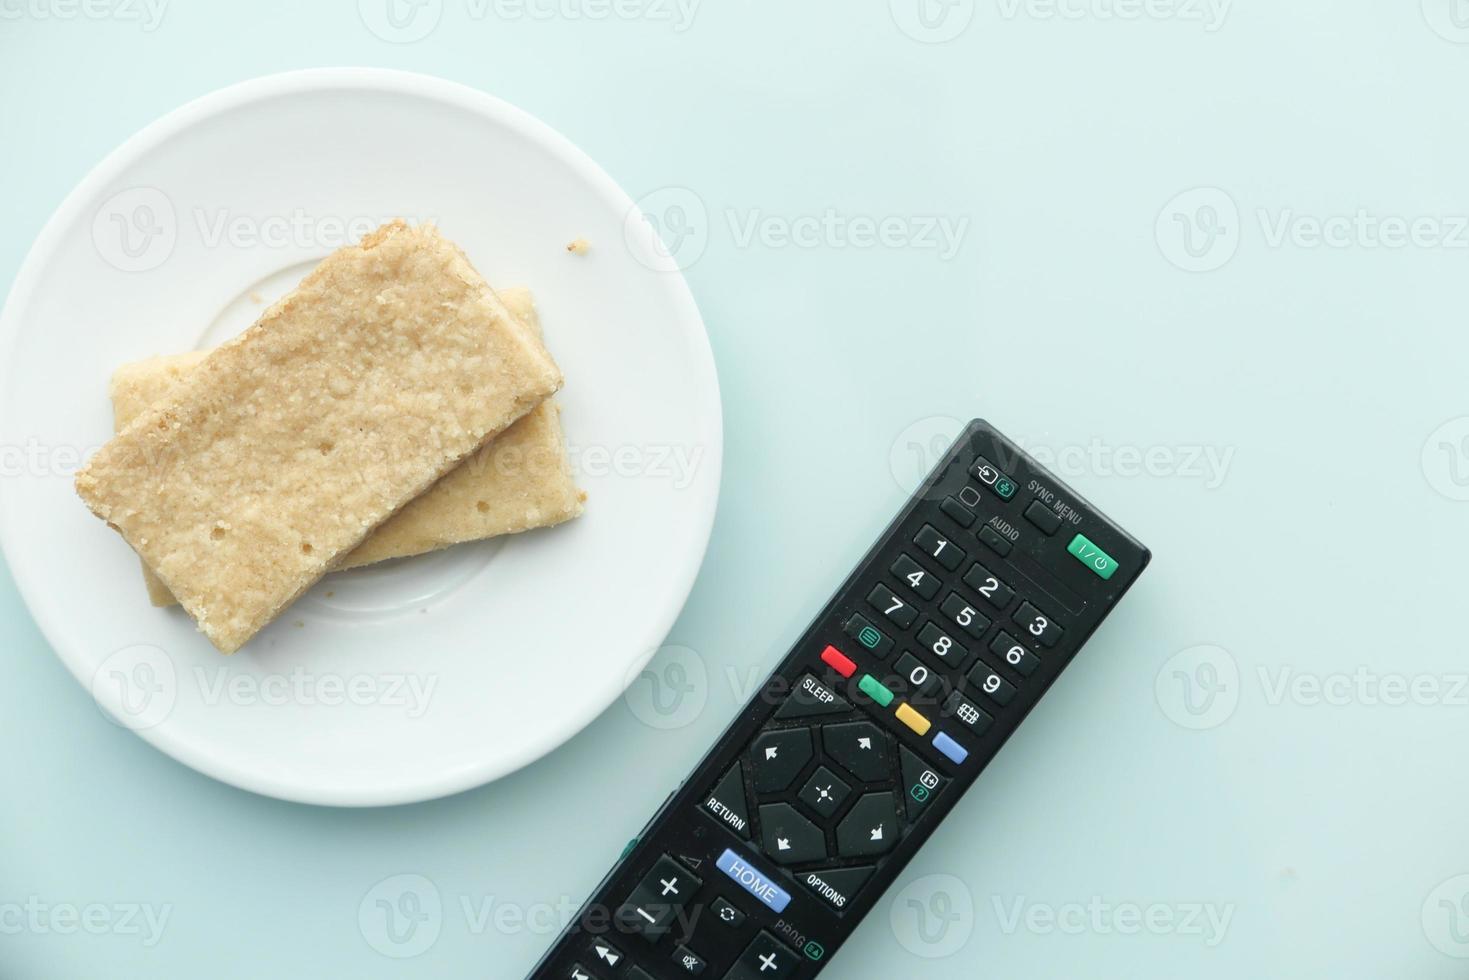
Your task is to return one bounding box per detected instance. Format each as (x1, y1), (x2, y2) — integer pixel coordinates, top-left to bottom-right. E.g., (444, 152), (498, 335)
(757, 802), (827, 865)
(750, 728), (813, 794)
(835, 792), (899, 858)
(821, 720), (890, 783)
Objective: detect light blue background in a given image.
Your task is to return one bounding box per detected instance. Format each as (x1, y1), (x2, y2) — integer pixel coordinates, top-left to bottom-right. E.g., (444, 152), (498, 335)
(4, 2), (1469, 977)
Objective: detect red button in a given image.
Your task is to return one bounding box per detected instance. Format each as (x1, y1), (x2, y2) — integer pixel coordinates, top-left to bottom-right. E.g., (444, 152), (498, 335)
(820, 645), (856, 678)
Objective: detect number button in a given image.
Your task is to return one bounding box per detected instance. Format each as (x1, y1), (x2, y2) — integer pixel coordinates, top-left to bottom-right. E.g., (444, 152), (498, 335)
(939, 592), (990, 640)
(895, 653), (943, 699)
(940, 590), (998, 643)
(913, 524), (964, 571)
(890, 554), (939, 600)
(916, 622), (968, 668)
(966, 663), (1017, 706)
(942, 691), (993, 735)
(1013, 601), (1063, 648)
(867, 584), (917, 628)
(962, 563), (1015, 610)
(990, 632), (1040, 676)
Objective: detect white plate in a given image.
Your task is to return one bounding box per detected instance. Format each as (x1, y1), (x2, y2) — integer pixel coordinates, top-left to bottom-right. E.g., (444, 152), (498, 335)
(0, 69), (721, 806)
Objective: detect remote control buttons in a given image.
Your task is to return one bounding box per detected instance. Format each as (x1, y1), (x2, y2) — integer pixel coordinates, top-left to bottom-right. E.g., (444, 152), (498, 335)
(710, 898), (745, 929)
(798, 765), (852, 820)
(940, 496), (976, 528)
(1067, 532), (1119, 579)
(716, 849), (791, 913)
(1013, 601), (1063, 647)
(842, 614), (892, 658)
(703, 763), (751, 838)
(977, 526), (1013, 557)
(758, 803), (827, 865)
(588, 938), (624, 971)
(1025, 500), (1063, 535)
(991, 632), (1041, 676)
(942, 691), (993, 735)
(726, 932), (801, 980)
(917, 621), (968, 668)
(867, 584), (916, 628)
(775, 673), (851, 720)
(750, 729), (812, 793)
(894, 653), (942, 700)
(891, 553), (940, 600)
(568, 964), (597, 980)
(963, 563), (1015, 610)
(894, 703), (932, 737)
(822, 721), (890, 782)
(616, 855), (702, 942)
(933, 732), (969, 765)
(858, 674), (895, 707)
(966, 663), (1017, 706)
(800, 865), (875, 912)
(899, 746), (947, 822)
(913, 524), (964, 571)
(672, 944), (708, 975)
(821, 644), (857, 679)
(940, 592), (990, 640)
(971, 456), (1017, 500)
(836, 792), (899, 858)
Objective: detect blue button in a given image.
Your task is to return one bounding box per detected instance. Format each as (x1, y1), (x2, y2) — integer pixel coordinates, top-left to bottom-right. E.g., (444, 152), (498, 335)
(715, 848), (791, 913)
(933, 732), (968, 765)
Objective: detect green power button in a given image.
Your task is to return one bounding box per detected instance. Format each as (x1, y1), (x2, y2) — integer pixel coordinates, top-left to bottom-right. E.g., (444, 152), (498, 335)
(1067, 533), (1119, 580)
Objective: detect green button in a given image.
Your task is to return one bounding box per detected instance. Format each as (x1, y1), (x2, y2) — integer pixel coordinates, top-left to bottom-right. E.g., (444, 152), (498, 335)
(858, 674), (894, 707)
(994, 476), (1017, 500)
(1067, 533), (1119, 580)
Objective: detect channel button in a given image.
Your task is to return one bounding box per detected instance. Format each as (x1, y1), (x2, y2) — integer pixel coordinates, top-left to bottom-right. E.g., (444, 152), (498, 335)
(716, 848), (792, 914)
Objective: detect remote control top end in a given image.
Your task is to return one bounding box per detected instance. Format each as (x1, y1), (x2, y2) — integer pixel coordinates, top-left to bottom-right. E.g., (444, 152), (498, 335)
(528, 419), (1150, 980)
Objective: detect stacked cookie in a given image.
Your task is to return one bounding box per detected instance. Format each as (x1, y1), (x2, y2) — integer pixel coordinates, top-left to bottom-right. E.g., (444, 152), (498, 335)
(75, 221), (583, 653)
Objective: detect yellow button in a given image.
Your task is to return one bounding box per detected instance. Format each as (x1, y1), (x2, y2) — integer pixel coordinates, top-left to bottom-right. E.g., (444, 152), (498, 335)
(895, 703), (932, 736)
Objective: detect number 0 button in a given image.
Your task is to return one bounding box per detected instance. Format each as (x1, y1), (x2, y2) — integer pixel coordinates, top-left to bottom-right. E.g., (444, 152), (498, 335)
(914, 524), (964, 571)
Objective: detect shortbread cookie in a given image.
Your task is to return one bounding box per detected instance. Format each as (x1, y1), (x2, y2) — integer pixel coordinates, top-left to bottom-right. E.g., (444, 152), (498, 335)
(109, 289), (584, 607)
(75, 221), (563, 653)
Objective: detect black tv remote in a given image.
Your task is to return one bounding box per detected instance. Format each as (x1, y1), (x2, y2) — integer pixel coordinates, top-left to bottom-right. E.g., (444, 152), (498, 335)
(527, 420), (1150, 980)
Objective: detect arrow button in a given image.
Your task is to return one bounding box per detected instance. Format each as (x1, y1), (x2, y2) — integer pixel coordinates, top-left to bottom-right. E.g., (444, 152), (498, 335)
(822, 721), (890, 783)
(590, 937), (623, 967)
(757, 802), (826, 865)
(836, 792), (900, 858)
(750, 728), (813, 794)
